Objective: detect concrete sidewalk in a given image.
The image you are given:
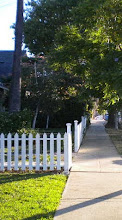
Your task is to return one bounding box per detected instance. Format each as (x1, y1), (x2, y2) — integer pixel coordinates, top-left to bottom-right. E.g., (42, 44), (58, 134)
(54, 120), (122, 220)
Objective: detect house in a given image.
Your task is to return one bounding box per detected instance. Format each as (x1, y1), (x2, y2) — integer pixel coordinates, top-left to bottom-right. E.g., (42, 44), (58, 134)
(0, 50), (26, 111)
(0, 50), (26, 78)
(0, 82), (9, 111)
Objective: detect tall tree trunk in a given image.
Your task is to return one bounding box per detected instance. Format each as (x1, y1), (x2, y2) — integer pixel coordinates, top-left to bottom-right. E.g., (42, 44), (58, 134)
(115, 111), (119, 130)
(106, 109), (115, 128)
(32, 104), (39, 129)
(9, 0), (23, 112)
(46, 115), (50, 129)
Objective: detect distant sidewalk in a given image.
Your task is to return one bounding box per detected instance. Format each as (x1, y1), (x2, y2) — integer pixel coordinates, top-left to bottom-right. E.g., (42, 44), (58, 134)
(54, 120), (122, 220)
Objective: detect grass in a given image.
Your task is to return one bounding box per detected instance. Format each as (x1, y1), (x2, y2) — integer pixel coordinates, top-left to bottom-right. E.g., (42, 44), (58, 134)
(106, 128), (122, 155)
(0, 172), (67, 220)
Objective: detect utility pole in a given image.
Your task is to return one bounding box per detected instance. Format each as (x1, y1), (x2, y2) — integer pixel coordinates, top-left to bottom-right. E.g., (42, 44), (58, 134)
(9, 0), (23, 112)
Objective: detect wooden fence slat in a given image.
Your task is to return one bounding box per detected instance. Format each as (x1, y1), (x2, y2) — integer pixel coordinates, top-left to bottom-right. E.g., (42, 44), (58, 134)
(50, 133), (54, 170)
(36, 133), (40, 171)
(14, 133), (19, 170)
(74, 120), (78, 152)
(0, 129), (69, 172)
(64, 133), (68, 173)
(0, 133), (5, 171)
(7, 133), (12, 170)
(22, 134), (26, 170)
(43, 133), (47, 171)
(29, 133), (33, 171)
(57, 133), (61, 170)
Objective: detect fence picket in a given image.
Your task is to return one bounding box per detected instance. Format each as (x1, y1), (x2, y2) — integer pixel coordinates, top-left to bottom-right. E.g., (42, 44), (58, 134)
(14, 133), (19, 170)
(22, 134), (26, 170)
(57, 133), (61, 170)
(74, 116), (87, 152)
(50, 133), (54, 170)
(43, 133), (47, 170)
(29, 133), (33, 171)
(36, 133), (40, 171)
(74, 120), (78, 152)
(0, 125), (72, 173)
(7, 133), (12, 170)
(0, 133), (5, 171)
(64, 133), (68, 173)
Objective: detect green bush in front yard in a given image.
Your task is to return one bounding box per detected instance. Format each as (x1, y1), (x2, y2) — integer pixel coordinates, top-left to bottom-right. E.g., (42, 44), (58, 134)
(17, 127), (40, 136)
(0, 173), (67, 220)
(0, 109), (33, 134)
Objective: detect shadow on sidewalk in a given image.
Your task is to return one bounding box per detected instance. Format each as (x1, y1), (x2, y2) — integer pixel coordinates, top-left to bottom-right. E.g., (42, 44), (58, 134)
(55, 190), (122, 217)
(113, 160), (122, 166)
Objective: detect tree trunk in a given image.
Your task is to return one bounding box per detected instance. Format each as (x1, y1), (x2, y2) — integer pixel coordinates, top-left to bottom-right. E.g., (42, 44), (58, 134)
(106, 109), (115, 128)
(115, 111), (119, 130)
(46, 115), (50, 129)
(34, 61), (38, 85)
(9, 0), (23, 112)
(32, 104), (39, 129)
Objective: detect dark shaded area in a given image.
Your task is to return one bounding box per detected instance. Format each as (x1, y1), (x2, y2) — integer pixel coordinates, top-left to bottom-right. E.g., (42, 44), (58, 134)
(0, 51), (26, 78)
(36, 99), (86, 128)
(0, 172), (54, 185)
(23, 212), (55, 220)
(113, 160), (122, 166)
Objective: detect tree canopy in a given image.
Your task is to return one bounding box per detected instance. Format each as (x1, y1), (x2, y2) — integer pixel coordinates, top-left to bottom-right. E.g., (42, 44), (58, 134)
(23, 0), (122, 127)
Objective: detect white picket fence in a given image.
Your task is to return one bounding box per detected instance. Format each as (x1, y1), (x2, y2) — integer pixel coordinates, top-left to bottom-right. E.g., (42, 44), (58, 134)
(74, 116), (87, 152)
(0, 123), (72, 173)
(0, 116), (87, 173)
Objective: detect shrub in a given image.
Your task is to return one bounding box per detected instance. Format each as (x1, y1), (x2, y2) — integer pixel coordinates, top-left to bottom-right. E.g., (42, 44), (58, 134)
(0, 109), (33, 134)
(17, 128), (39, 136)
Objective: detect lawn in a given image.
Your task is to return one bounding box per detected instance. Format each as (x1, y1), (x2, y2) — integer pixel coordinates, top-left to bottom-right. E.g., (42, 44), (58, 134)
(0, 172), (67, 220)
(106, 128), (122, 155)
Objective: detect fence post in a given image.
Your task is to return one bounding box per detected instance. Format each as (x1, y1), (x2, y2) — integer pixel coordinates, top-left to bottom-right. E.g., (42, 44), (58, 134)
(64, 123), (72, 174)
(0, 134), (5, 171)
(74, 120), (78, 152)
(84, 116), (87, 132)
(82, 116), (84, 130)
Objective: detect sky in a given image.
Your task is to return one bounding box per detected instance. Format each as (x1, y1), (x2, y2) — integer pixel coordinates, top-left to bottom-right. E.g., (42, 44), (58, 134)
(0, 0), (29, 51)
(0, 0), (17, 50)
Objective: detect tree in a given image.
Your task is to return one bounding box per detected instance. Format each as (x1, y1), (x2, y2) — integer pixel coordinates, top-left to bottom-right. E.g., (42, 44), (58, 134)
(9, 0), (23, 112)
(24, 0), (122, 127)
(24, 0), (78, 54)
(47, 0), (122, 127)
(21, 56), (90, 128)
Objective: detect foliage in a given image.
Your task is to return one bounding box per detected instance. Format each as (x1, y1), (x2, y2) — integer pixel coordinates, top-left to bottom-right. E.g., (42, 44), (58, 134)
(24, 0), (78, 54)
(0, 173), (67, 220)
(48, 0), (122, 114)
(0, 110), (33, 134)
(24, 0), (122, 127)
(21, 59), (91, 128)
(17, 127), (39, 136)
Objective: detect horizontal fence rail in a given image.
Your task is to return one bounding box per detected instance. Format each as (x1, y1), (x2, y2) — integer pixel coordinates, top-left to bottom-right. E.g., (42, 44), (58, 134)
(0, 124), (72, 173)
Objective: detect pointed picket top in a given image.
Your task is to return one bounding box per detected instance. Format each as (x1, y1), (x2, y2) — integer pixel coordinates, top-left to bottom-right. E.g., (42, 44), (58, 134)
(36, 133), (40, 139)
(64, 132), (67, 138)
(7, 133), (12, 138)
(57, 132), (61, 138)
(43, 133), (47, 138)
(22, 133), (26, 138)
(1, 133), (4, 138)
(29, 133), (33, 138)
(14, 133), (19, 138)
(50, 133), (54, 138)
